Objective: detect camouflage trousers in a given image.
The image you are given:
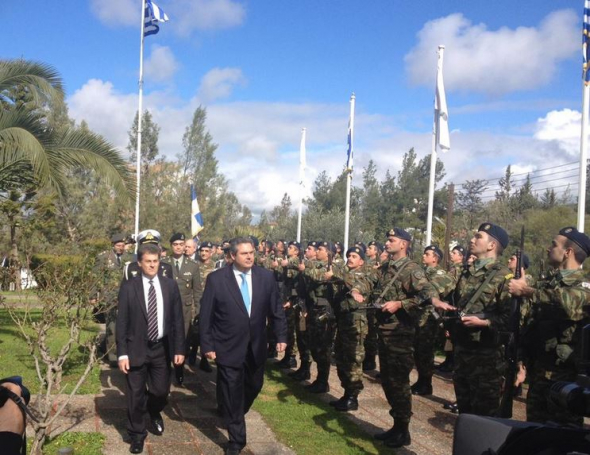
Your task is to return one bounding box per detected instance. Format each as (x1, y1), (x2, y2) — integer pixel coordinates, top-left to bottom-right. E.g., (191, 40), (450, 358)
(308, 306), (334, 377)
(335, 311), (368, 395)
(526, 365), (583, 427)
(378, 327), (415, 422)
(105, 305), (118, 363)
(413, 314), (438, 380)
(284, 305), (299, 358)
(363, 309), (378, 359)
(453, 346), (504, 416)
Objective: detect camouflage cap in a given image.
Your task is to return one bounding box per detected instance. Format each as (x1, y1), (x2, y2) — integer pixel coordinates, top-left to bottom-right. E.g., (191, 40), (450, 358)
(137, 229), (161, 245)
(559, 227), (590, 256)
(478, 223), (509, 249)
(199, 241), (213, 250)
(386, 227), (412, 242)
(169, 232), (186, 243)
(346, 246), (365, 260)
(424, 245), (443, 259)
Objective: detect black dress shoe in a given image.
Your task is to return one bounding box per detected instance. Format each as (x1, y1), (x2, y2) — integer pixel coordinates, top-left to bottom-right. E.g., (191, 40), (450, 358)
(277, 355), (297, 369)
(129, 440), (144, 454)
(150, 413), (164, 435)
(199, 357), (213, 373)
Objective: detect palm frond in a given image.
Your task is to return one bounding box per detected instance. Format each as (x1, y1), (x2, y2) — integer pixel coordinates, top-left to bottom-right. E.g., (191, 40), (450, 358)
(0, 59), (63, 107)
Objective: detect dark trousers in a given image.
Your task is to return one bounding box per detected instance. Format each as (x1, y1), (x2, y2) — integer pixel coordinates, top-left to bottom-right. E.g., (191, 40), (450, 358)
(125, 342), (171, 441)
(216, 348), (265, 450)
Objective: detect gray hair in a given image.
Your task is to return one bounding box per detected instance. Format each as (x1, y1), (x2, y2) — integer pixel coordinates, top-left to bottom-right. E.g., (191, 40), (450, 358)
(229, 237), (255, 255)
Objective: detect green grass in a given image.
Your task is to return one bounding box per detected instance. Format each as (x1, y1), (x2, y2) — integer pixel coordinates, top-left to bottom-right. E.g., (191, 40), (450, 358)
(253, 366), (390, 455)
(41, 432), (105, 455)
(0, 309), (102, 394)
(1, 290), (40, 304)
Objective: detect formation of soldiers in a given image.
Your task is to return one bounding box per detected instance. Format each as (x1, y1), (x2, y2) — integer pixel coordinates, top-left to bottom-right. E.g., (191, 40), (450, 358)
(93, 222), (590, 449)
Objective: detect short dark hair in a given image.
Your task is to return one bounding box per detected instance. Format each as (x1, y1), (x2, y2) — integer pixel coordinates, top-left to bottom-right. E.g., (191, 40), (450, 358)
(564, 238), (588, 264)
(230, 237), (255, 255)
(138, 243), (161, 261)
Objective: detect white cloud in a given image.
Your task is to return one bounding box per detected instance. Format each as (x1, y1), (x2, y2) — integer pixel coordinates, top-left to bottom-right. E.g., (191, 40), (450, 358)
(144, 45), (179, 83)
(167, 0), (246, 36)
(90, 0), (138, 27)
(534, 108), (581, 156)
(197, 68), (246, 103)
(405, 9), (578, 96)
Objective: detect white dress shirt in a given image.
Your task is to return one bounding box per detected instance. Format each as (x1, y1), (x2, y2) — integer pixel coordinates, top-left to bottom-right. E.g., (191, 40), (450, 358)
(232, 265), (252, 314)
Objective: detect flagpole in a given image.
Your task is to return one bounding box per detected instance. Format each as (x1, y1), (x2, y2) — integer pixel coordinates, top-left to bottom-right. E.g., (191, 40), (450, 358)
(134, 0), (146, 252)
(344, 93), (355, 250)
(578, 83), (589, 234)
(426, 45), (446, 246)
(297, 128), (306, 243)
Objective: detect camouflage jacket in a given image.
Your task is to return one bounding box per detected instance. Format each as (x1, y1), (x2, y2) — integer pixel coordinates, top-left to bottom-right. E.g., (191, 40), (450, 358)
(452, 259), (512, 349)
(330, 263), (374, 312)
(301, 259), (333, 308)
(521, 269), (590, 372)
(373, 256), (437, 332)
(280, 256), (302, 302)
(425, 265), (456, 299)
(93, 249), (132, 302)
(195, 259), (216, 302)
(447, 262), (465, 285)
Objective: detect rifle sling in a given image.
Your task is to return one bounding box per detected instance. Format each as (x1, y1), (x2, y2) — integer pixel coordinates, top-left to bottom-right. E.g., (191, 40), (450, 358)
(377, 260), (412, 303)
(459, 266), (501, 315)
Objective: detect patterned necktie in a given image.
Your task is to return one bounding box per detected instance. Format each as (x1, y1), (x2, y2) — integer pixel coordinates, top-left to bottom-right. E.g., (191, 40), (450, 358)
(147, 280), (158, 341)
(240, 273), (251, 316)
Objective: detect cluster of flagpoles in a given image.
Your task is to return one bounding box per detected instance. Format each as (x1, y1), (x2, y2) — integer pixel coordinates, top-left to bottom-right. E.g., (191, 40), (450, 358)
(133, 1), (590, 250)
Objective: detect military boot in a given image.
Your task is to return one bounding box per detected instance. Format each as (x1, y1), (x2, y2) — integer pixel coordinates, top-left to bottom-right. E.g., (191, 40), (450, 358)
(334, 394), (358, 412)
(374, 426), (396, 441)
(383, 420), (411, 448)
(277, 355), (297, 369)
(288, 362), (311, 381)
(411, 377), (432, 396)
(305, 370), (329, 393)
(362, 355), (376, 372)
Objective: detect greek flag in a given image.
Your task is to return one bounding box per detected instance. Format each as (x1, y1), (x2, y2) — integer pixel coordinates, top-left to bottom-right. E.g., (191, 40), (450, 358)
(191, 185), (204, 237)
(584, 0), (590, 84)
(144, 0), (169, 37)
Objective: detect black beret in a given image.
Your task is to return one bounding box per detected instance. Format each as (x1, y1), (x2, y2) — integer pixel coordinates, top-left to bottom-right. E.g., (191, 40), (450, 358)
(559, 227), (590, 256)
(169, 232), (186, 243)
(199, 241), (213, 250)
(334, 241), (343, 249)
(346, 246), (365, 260)
(111, 233), (126, 244)
(451, 245), (465, 255)
(424, 245), (443, 259)
(478, 223), (509, 249)
(288, 241), (301, 250)
(307, 241), (318, 249)
(368, 241), (384, 252)
(386, 228), (412, 242)
(318, 241), (337, 255)
(354, 242), (367, 252)
(249, 235), (259, 248)
(522, 253), (530, 270)
(266, 241), (274, 250)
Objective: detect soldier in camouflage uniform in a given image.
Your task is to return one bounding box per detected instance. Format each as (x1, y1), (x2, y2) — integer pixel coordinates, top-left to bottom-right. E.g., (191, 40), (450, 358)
(164, 232), (202, 385)
(451, 223), (512, 417)
(287, 241), (318, 381)
(373, 228), (438, 448)
(94, 233), (131, 367)
(411, 245), (456, 396)
(298, 241), (335, 393)
(509, 226), (590, 427)
(190, 240), (216, 371)
(363, 241), (383, 371)
(326, 246), (374, 411)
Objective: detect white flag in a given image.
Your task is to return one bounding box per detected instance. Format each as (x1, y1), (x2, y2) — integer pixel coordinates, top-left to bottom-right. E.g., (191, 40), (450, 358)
(191, 185), (204, 237)
(435, 47), (450, 151)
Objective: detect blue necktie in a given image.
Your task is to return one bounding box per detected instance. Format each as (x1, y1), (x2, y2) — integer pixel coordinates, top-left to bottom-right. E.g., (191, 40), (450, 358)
(240, 273), (251, 316)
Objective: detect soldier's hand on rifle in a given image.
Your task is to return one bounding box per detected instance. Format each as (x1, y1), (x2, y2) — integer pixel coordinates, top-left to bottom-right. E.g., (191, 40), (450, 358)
(298, 263), (305, 272)
(351, 290), (364, 303)
(324, 270), (334, 280)
(381, 300), (402, 314)
(432, 297), (455, 311)
(281, 259), (289, 267)
(461, 315), (490, 328)
(508, 272), (531, 297)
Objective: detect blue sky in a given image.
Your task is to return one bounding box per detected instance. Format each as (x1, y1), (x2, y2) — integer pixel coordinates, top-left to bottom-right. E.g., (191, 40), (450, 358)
(3, 0), (586, 213)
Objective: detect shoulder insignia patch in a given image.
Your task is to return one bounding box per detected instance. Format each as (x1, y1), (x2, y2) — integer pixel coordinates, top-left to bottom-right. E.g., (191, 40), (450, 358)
(131, 271), (138, 277)
(436, 270), (444, 275)
(505, 273), (514, 280)
(581, 282), (590, 289)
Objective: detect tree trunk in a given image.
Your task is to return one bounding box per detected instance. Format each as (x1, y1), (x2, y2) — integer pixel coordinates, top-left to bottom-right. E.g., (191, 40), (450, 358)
(8, 214), (20, 291)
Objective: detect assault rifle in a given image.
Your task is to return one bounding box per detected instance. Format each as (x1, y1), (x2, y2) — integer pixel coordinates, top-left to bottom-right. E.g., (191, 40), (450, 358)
(498, 226), (524, 418)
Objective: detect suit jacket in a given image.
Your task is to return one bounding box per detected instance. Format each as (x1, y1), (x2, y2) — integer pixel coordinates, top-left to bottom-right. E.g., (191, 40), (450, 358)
(116, 275), (185, 367)
(199, 265), (287, 368)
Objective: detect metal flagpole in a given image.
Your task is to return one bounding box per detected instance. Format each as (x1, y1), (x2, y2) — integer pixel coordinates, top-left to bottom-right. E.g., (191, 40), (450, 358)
(134, 0), (146, 252)
(344, 93), (355, 250)
(578, 81), (589, 233)
(297, 128), (306, 243)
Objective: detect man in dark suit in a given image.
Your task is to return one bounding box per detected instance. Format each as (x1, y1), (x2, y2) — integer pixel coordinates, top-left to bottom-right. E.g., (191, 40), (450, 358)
(200, 237), (287, 455)
(116, 243), (185, 454)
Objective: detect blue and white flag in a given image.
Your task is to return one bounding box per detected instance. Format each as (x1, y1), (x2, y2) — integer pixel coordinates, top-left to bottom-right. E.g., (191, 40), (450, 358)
(191, 185), (204, 237)
(144, 0), (169, 37)
(584, 0), (590, 84)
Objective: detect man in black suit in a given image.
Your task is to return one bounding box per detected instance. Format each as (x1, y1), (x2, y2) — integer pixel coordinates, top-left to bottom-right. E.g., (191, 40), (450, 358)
(200, 237), (287, 455)
(116, 243), (185, 454)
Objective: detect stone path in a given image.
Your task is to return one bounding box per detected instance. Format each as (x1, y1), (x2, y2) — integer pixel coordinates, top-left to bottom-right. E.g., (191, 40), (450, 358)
(37, 354), (536, 455)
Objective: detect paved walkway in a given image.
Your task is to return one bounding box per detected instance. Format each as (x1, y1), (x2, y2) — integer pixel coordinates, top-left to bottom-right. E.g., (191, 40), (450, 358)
(37, 354), (536, 455)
